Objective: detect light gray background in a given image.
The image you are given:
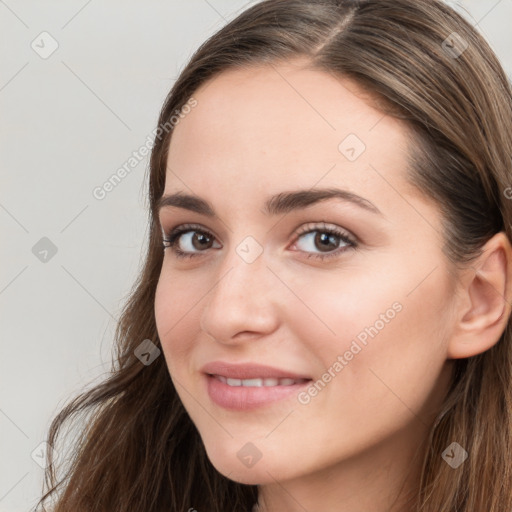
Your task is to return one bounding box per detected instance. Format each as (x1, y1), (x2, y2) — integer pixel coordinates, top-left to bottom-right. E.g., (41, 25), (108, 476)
(1, 1), (511, 510)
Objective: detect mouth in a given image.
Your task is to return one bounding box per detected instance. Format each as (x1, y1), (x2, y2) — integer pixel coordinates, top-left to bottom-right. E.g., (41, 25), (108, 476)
(203, 372), (313, 410)
(200, 360), (312, 380)
(209, 374), (311, 387)
(200, 361), (313, 410)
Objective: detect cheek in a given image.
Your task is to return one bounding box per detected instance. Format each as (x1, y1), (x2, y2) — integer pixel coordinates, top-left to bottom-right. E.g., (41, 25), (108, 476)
(285, 250), (451, 374)
(294, 258), (454, 425)
(154, 273), (200, 374)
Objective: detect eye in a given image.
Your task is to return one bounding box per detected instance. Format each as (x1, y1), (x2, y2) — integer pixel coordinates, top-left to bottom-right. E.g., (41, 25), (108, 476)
(291, 222), (357, 261)
(162, 223), (220, 259)
(162, 221), (357, 261)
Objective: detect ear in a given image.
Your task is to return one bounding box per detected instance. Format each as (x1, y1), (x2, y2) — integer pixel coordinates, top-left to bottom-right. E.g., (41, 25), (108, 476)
(447, 232), (512, 359)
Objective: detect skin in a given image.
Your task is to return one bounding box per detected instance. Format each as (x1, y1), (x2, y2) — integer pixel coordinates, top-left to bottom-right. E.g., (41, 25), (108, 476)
(154, 58), (512, 512)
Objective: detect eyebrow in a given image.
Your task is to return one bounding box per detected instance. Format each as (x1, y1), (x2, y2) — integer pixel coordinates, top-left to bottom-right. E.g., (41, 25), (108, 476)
(156, 187), (382, 217)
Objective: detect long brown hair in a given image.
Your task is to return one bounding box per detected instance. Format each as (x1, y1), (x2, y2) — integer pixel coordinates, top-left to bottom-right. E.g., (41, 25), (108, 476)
(36, 1), (512, 510)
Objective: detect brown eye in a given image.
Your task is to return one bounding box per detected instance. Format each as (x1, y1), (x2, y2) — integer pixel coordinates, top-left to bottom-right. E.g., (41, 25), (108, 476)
(163, 224), (221, 259)
(186, 231), (214, 251)
(291, 223), (357, 261)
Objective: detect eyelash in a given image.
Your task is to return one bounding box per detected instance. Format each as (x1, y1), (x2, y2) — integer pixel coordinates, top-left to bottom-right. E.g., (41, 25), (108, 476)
(162, 222), (357, 261)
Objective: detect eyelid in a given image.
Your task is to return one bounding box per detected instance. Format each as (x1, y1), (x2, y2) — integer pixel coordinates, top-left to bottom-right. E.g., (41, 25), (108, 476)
(162, 222), (219, 248)
(293, 221), (356, 243)
(161, 221), (355, 241)
(161, 220), (358, 262)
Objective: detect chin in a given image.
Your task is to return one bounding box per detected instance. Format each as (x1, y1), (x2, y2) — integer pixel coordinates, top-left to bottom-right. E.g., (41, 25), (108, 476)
(204, 443), (288, 485)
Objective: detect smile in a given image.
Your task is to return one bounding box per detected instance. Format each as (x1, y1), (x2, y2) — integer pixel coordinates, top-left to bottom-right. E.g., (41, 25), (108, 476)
(204, 374), (312, 410)
(211, 374), (310, 387)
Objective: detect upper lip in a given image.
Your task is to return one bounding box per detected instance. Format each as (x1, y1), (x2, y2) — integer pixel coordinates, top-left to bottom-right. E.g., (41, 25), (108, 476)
(201, 361), (312, 380)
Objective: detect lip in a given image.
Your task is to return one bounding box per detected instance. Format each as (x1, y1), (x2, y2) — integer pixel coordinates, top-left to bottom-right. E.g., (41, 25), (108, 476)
(204, 374), (312, 410)
(201, 361), (312, 380)
(201, 361), (313, 410)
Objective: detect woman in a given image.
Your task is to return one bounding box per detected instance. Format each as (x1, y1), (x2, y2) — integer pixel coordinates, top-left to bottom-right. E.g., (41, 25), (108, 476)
(36, 0), (512, 510)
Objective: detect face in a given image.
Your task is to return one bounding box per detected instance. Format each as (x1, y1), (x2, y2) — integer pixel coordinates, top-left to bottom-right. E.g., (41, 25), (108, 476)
(154, 59), (457, 487)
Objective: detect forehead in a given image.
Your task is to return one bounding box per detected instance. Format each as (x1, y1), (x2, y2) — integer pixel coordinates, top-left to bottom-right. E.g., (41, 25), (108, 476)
(165, 60), (413, 209)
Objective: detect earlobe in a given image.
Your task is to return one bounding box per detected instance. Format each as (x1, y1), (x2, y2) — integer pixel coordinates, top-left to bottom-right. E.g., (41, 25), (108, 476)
(447, 232), (512, 359)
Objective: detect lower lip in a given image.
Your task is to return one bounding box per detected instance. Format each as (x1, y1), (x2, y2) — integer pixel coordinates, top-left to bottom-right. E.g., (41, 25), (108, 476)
(204, 374), (312, 410)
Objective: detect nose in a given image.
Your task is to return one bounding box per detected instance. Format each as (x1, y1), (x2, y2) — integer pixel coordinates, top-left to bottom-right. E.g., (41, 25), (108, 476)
(200, 246), (280, 345)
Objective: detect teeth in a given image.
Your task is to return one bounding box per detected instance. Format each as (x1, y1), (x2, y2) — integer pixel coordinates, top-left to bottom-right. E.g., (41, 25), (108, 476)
(242, 378), (265, 387)
(214, 375), (306, 387)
